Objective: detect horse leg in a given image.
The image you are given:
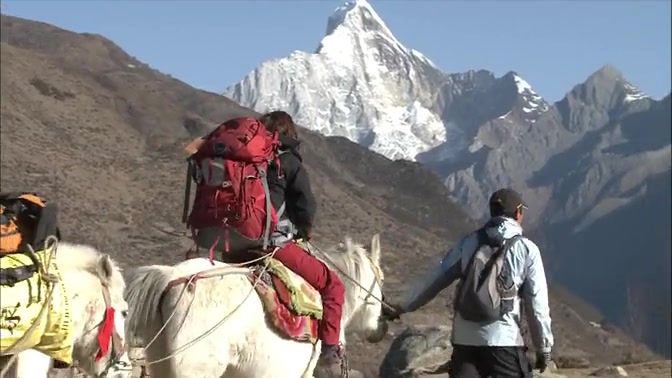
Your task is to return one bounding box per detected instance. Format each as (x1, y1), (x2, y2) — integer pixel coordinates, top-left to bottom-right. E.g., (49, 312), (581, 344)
(156, 287), (230, 378)
(144, 336), (179, 378)
(0, 354), (18, 378)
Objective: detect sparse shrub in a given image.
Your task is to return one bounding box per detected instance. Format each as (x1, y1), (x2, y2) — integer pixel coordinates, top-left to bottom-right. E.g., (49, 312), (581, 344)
(29, 77), (75, 101)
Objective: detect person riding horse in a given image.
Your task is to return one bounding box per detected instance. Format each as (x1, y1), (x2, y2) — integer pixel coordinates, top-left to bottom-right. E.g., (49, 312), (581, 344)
(192, 111), (350, 377)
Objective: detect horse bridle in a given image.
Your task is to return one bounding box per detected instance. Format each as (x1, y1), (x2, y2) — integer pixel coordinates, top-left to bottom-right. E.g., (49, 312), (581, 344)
(96, 285), (128, 377)
(361, 256), (385, 306)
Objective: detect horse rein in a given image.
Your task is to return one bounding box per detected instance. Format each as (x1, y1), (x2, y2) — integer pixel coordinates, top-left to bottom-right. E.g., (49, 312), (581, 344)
(361, 256), (384, 305)
(304, 240), (392, 312)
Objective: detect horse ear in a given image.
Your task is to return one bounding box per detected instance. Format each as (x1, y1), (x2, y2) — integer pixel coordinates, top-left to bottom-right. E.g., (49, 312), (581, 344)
(370, 233), (381, 264)
(96, 254), (114, 286)
(344, 236), (355, 253)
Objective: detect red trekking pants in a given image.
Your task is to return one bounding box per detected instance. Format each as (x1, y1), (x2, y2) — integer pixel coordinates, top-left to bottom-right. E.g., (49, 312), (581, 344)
(273, 242), (345, 346)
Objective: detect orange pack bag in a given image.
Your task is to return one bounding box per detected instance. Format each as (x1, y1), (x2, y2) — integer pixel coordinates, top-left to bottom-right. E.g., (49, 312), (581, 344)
(0, 192), (58, 254)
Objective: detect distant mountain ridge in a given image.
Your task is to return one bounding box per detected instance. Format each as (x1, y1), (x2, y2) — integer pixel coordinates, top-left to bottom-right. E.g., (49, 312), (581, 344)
(224, 0), (671, 355)
(0, 12), (662, 372)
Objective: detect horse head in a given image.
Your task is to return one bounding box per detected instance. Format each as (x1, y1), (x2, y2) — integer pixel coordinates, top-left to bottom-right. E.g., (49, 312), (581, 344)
(332, 233), (388, 344)
(56, 242), (131, 377)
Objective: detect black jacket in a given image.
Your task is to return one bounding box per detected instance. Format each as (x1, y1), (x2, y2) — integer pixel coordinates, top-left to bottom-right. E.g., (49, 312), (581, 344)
(267, 134), (316, 234)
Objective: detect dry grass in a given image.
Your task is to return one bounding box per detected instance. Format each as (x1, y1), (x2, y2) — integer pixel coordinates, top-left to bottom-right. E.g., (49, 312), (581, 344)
(0, 14), (659, 377)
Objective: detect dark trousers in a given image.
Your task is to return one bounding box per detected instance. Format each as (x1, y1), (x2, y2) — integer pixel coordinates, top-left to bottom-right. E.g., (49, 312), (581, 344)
(449, 345), (532, 378)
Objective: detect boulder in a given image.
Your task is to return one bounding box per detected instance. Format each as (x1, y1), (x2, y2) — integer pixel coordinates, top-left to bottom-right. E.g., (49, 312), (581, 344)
(379, 324), (570, 378)
(379, 325), (452, 377)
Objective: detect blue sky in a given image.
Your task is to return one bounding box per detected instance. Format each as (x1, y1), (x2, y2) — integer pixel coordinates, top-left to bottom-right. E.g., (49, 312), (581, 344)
(3, 0), (671, 102)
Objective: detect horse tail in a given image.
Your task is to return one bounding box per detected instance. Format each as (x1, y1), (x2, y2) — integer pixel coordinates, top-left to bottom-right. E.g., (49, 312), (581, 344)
(124, 265), (175, 343)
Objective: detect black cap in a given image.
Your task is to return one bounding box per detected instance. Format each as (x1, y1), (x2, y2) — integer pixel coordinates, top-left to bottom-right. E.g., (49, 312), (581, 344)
(489, 188), (528, 216)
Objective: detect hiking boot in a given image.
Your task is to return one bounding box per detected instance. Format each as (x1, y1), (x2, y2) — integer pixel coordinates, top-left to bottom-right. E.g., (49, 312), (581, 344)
(314, 344), (363, 378)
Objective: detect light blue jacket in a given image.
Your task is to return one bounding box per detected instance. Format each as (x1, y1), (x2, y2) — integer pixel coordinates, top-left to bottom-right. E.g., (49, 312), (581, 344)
(399, 217), (554, 353)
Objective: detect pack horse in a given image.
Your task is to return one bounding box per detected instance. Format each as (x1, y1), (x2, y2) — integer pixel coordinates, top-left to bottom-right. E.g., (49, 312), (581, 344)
(0, 192), (131, 378)
(125, 234), (389, 378)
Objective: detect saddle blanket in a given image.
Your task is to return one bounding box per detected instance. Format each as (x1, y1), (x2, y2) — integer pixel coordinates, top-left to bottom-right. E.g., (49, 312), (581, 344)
(248, 257), (323, 344)
(0, 246), (74, 364)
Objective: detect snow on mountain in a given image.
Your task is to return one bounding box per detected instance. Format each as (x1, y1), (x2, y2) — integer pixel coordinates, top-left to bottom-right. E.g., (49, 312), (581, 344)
(513, 74), (549, 121)
(226, 0), (451, 161)
(225, 0), (548, 162)
(224, 0), (666, 228)
(622, 82), (648, 103)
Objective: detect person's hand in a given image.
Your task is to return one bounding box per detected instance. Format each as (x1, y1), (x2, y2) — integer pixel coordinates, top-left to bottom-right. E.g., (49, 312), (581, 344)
(535, 351), (552, 373)
(381, 303), (404, 321)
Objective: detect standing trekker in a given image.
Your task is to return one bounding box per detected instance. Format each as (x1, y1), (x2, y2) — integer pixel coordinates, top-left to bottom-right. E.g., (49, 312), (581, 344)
(184, 111), (352, 378)
(383, 188), (554, 378)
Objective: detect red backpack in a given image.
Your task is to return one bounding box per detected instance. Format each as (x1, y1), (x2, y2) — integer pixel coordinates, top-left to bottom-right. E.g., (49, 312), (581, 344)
(182, 117), (281, 254)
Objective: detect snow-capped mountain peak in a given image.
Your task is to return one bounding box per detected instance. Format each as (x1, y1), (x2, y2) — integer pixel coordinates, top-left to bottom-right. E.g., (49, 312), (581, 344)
(512, 74), (549, 122)
(622, 82), (648, 103)
(225, 0), (449, 161)
(325, 0), (394, 41)
(225, 1), (552, 163)
(317, 0), (438, 70)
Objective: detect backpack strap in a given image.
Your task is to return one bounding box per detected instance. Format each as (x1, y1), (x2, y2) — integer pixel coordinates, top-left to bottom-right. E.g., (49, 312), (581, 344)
(182, 159), (195, 224)
(276, 202), (286, 219)
(493, 234), (523, 261)
(272, 149), (287, 219)
(462, 227), (488, 275)
(503, 235), (523, 253)
(257, 164), (273, 250)
(32, 201), (60, 248)
(463, 230), (522, 276)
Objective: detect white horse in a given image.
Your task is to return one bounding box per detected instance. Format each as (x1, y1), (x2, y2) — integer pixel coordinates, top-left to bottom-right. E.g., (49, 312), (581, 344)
(0, 242), (132, 378)
(125, 234), (388, 378)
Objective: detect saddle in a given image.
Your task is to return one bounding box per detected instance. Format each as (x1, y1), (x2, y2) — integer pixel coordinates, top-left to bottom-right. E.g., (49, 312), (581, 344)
(234, 244), (323, 344)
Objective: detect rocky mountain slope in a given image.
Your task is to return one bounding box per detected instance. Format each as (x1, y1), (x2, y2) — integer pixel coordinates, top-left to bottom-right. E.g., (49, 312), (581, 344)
(224, 0), (671, 355)
(0, 14), (660, 376)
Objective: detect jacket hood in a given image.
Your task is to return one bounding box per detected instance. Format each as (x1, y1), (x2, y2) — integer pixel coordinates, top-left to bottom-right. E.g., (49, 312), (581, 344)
(278, 133), (303, 161)
(484, 216), (523, 243)
(279, 133), (300, 149)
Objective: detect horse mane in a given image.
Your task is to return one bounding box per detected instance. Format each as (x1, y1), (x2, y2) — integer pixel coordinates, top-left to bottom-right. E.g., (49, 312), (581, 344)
(54, 241), (125, 290)
(320, 236), (371, 278)
(316, 236), (380, 318)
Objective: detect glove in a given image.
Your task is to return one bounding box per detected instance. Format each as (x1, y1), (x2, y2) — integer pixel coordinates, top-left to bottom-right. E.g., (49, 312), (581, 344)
(381, 302), (404, 321)
(535, 351), (552, 373)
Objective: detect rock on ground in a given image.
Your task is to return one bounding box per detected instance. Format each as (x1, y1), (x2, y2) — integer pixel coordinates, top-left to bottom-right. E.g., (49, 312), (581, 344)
(379, 324), (453, 377)
(378, 324), (571, 378)
(590, 365), (629, 377)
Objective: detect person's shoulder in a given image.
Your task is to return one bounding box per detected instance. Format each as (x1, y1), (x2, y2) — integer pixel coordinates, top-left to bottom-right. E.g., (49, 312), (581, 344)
(516, 236), (540, 258)
(278, 149), (305, 175)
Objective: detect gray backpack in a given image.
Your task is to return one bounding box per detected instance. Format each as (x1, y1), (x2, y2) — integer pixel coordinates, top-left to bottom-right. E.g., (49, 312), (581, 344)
(454, 228), (523, 323)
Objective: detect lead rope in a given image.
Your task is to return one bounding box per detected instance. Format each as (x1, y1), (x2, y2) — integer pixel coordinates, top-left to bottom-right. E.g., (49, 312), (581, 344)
(303, 240), (393, 312)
